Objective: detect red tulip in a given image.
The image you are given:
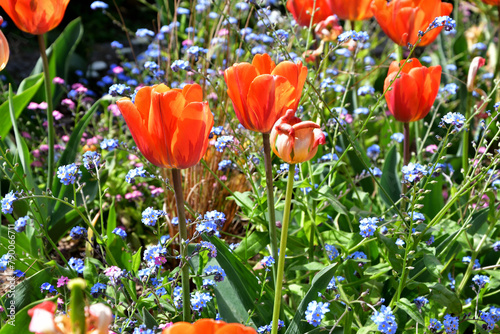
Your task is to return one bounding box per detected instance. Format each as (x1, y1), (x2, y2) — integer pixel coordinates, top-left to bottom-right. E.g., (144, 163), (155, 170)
(327, 0), (373, 21)
(384, 58), (441, 123)
(162, 319), (257, 334)
(271, 109), (326, 164)
(0, 0), (70, 35)
(371, 0), (453, 47)
(286, 0), (333, 27)
(116, 84), (214, 169)
(224, 53), (307, 134)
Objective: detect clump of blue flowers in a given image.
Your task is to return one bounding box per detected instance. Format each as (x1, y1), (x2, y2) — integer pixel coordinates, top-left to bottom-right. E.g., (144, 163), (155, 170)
(371, 305), (398, 333)
(443, 314), (459, 334)
(196, 210), (226, 237)
(325, 244), (339, 261)
(191, 291), (212, 313)
(439, 112), (466, 131)
(82, 151), (101, 171)
(1, 191), (17, 214)
(57, 163), (82, 185)
(141, 207), (166, 227)
(305, 300), (330, 327)
(359, 217), (380, 238)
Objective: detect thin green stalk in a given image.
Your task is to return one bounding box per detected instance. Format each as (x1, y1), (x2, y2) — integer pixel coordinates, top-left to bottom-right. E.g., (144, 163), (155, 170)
(262, 133), (279, 273)
(414, 121), (423, 162)
(171, 168), (191, 321)
(495, 5), (500, 79)
(271, 164), (295, 334)
(397, 45), (404, 62)
(463, 93), (472, 176)
(404, 122), (410, 165)
(38, 34), (55, 188)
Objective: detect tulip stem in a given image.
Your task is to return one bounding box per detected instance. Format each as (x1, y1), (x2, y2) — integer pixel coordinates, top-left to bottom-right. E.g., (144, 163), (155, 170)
(271, 164), (295, 334)
(171, 168), (191, 321)
(403, 122), (410, 165)
(262, 133), (279, 273)
(38, 34), (55, 189)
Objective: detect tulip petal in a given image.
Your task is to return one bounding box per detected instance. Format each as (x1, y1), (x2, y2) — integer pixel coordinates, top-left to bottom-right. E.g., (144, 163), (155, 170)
(1, 0), (70, 35)
(216, 324), (258, 333)
(252, 53), (276, 75)
(384, 73), (420, 123)
(170, 102), (213, 169)
(163, 322), (197, 334)
(182, 83), (204, 102)
(272, 61), (308, 110)
(117, 96), (163, 166)
(151, 89), (187, 167)
(246, 74), (296, 133)
(224, 63), (258, 129)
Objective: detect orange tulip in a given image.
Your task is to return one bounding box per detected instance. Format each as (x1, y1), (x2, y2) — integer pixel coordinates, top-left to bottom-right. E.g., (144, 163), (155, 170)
(0, 17), (9, 71)
(0, 0), (70, 35)
(480, 0), (500, 4)
(163, 319), (257, 334)
(224, 53), (307, 134)
(271, 109), (326, 164)
(116, 83), (214, 169)
(384, 58), (441, 123)
(371, 0), (453, 47)
(327, 0), (373, 21)
(286, 0), (333, 27)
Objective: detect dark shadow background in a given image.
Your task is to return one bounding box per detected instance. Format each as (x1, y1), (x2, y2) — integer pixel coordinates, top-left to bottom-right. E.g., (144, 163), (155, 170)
(0, 0), (157, 85)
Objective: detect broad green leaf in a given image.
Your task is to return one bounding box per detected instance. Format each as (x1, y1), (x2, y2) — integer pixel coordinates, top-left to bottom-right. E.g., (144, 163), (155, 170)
(378, 234), (403, 273)
(205, 236), (273, 327)
(0, 74), (44, 140)
(397, 298), (424, 325)
(467, 209), (489, 236)
(427, 283), (462, 315)
(313, 186), (348, 216)
(107, 202), (117, 246)
(423, 255), (443, 279)
(131, 247), (143, 273)
(289, 262), (325, 271)
(364, 262), (392, 277)
(83, 257), (101, 286)
(379, 145), (401, 210)
(284, 263), (338, 334)
(143, 307), (159, 328)
(234, 231), (268, 261)
(420, 175), (444, 219)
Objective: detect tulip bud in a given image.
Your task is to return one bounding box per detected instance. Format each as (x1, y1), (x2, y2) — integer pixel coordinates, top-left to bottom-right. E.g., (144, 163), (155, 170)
(88, 303), (113, 334)
(0, 16), (9, 71)
(314, 15), (343, 41)
(28, 301), (58, 334)
(467, 57), (485, 92)
(271, 109), (326, 164)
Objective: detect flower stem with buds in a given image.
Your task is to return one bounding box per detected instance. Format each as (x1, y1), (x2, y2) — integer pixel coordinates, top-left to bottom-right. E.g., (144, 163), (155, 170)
(171, 168), (191, 321)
